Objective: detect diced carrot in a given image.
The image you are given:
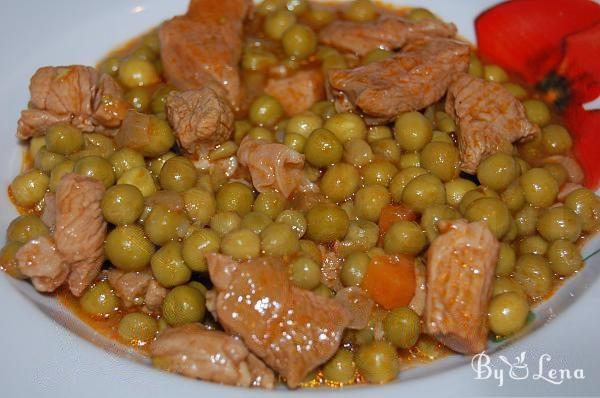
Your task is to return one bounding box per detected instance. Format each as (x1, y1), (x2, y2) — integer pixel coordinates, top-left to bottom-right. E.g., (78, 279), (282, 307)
(378, 204), (417, 239)
(361, 255), (416, 310)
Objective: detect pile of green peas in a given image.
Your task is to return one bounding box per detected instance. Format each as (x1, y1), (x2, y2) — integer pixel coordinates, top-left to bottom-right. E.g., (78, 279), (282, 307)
(2, 0), (599, 387)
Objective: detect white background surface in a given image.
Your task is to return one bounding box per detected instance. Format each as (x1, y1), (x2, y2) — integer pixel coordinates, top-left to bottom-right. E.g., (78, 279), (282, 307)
(0, 1), (599, 397)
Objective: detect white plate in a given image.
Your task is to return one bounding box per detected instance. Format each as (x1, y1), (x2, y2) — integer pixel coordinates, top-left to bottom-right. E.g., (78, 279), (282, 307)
(0, 1), (599, 396)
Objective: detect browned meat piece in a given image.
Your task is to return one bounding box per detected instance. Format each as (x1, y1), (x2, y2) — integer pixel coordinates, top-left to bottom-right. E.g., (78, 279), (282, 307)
(319, 15), (457, 56)
(107, 269), (153, 307)
(16, 236), (69, 293)
(320, 246), (343, 292)
(328, 38), (470, 124)
(335, 287), (374, 330)
(165, 88), (233, 156)
(17, 65), (127, 139)
(144, 280), (169, 313)
(264, 69), (325, 116)
(41, 192), (56, 231)
(55, 173), (107, 296)
(445, 74), (539, 173)
(237, 136), (305, 198)
(424, 219), (499, 354)
(150, 324), (275, 388)
(207, 253), (350, 388)
(409, 259), (426, 316)
(159, 0), (251, 109)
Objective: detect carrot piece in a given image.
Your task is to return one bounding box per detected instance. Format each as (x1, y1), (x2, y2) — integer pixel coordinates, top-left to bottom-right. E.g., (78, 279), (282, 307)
(361, 255), (416, 310)
(378, 204), (417, 239)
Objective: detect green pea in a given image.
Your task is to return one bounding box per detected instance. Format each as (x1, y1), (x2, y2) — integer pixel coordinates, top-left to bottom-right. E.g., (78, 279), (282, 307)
(488, 292), (530, 336)
(405, 7), (435, 20)
(182, 188), (216, 225)
(34, 147), (65, 174)
(389, 167), (428, 203)
(241, 212), (273, 235)
(355, 341), (399, 384)
(339, 220), (379, 255)
(515, 205), (540, 237)
(398, 152), (421, 169)
(546, 239), (583, 276)
(306, 203), (349, 242)
(289, 256), (321, 289)
(362, 48), (393, 65)
(420, 204), (460, 242)
(105, 225), (155, 271)
(494, 242), (516, 276)
(367, 126), (393, 143)
(355, 185), (391, 222)
(151, 241), (191, 287)
(214, 182), (253, 216)
(80, 281), (120, 316)
(542, 124), (572, 155)
(305, 7), (334, 29)
(384, 221), (426, 255)
(323, 349), (356, 384)
(276, 210), (307, 238)
(118, 167), (156, 197)
(109, 148), (145, 178)
(242, 48), (278, 72)
(7, 215), (49, 244)
(125, 87), (152, 113)
(477, 153), (519, 191)
(344, 0), (377, 21)
(260, 222), (300, 256)
(249, 94), (284, 127)
(181, 228), (220, 272)
(98, 56), (121, 76)
(74, 156), (115, 188)
(513, 254), (552, 299)
(11, 169), (49, 207)
(264, 9), (297, 39)
(383, 307), (421, 349)
(144, 205), (189, 245)
(500, 182), (526, 212)
(150, 85), (174, 114)
(0, 242), (26, 279)
(324, 113), (367, 143)
(159, 156), (197, 193)
(45, 124), (83, 155)
(503, 83), (528, 99)
(210, 211), (242, 237)
(401, 173), (445, 213)
(542, 163), (568, 187)
(420, 142), (460, 182)
(162, 285), (206, 326)
(564, 188), (600, 232)
(310, 100), (336, 120)
(282, 24), (317, 60)
(536, 206), (582, 243)
(304, 128), (343, 167)
(361, 160), (398, 187)
(523, 99), (551, 126)
(254, 190), (286, 219)
(468, 53), (483, 77)
(100, 184), (144, 225)
(147, 152), (176, 178)
(483, 64), (509, 83)
(444, 178), (477, 208)
(371, 138), (401, 163)
(465, 197), (511, 238)
(118, 57), (160, 88)
(247, 126), (274, 143)
(493, 276), (527, 299)
(519, 235), (548, 256)
(320, 163), (360, 202)
(285, 111), (323, 138)
(283, 133), (307, 153)
(343, 138), (373, 167)
(340, 252), (370, 286)
(394, 112), (432, 151)
(519, 168), (558, 208)
(221, 228), (261, 260)
(118, 312), (158, 343)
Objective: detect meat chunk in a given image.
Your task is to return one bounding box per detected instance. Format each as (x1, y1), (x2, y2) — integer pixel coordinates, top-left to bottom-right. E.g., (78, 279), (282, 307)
(544, 155), (584, 184)
(320, 246), (343, 292)
(445, 74), (539, 173)
(150, 324), (275, 388)
(16, 236), (69, 293)
(41, 192), (56, 231)
(159, 0), (251, 109)
(328, 38), (470, 124)
(319, 15), (457, 56)
(207, 254), (350, 388)
(144, 280), (169, 313)
(335, 286), (374, 330)
(165, 88), (233, 156)
(237, 136), (305, 198)
(17, 65), (127, 139)
(54, 173), (107, 296)
(106, 269), (153, 307)
(264, 69), (325, 116)
(424, 219), (499, 354)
